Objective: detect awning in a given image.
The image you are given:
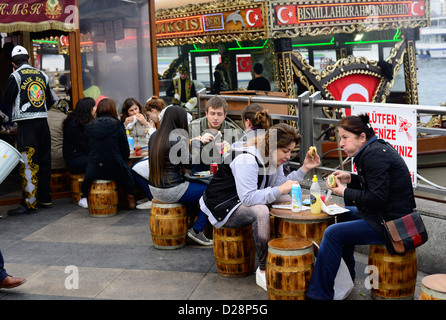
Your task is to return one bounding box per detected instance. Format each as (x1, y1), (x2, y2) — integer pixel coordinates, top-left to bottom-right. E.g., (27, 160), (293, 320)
(0, 0), (77, 33)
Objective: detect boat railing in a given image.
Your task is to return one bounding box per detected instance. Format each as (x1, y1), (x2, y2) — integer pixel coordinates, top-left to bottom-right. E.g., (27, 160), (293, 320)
(197, 90), (446, 198)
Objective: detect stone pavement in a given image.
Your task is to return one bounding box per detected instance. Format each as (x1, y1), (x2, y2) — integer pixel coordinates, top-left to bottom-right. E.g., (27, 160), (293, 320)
(0, 198), (427, 301)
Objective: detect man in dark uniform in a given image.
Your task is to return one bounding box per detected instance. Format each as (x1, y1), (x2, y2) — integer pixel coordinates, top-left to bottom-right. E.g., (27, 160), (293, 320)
(212, 55), (233, 94)
(166, 65), (197, 110)
(2, 45), (54, 214)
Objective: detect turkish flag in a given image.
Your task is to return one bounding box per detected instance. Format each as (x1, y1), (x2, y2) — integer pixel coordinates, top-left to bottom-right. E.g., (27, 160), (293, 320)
(326, 74), (381, 116)
(275, 5), (298, 25)
(411, 1), (425, 17)
(246, 8), (263, 27)
(237, 56), (252, 72)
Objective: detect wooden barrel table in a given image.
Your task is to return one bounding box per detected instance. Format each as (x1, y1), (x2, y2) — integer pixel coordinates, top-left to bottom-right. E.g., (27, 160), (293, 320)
(149, 199), (188, 250)
(213, 225), (255, 277)
(269, 205), (334, 245)
(420, 274), (446, 300)
(266, 238), (314, 300)
(87, 180), (118, 217)
(368, 244), (417, 300)
(70, 173), (85, 202)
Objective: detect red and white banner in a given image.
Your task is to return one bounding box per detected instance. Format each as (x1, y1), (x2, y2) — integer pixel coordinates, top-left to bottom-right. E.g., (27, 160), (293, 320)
(326, 74), (381, 116)
(351, 105), (417, 186)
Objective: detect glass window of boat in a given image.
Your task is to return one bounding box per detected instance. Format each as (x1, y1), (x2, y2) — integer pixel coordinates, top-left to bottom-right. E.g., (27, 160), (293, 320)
(78, 0), (154, 112)
(292, 47), (310, 63)
(32, 36), (70, 103)
(313, 50), (337, 72)
(352, 44), (379, 61)
(383, 47), (405, 92)
(197, 54), (221, 91)
(157, 45), (180, 98)
(236, 53), (252, 89)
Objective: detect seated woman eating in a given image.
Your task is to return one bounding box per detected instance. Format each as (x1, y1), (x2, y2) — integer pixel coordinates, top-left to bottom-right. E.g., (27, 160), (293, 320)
(120, 97), (150, 149)
(148, 105), (212, 246)
(199, 123), (321, 290)
(306, 114), (418, 300)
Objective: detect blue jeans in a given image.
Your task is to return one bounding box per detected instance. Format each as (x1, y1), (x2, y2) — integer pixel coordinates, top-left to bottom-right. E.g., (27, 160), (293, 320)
(0, 250), (9, 283)
(131, 170), (152, 200)
(306, 208), (385, 300)
(178, 181), (209, 232)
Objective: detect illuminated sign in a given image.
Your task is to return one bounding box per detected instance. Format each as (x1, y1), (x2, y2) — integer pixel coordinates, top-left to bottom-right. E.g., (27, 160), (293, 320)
(156, 2), (266, 43)
(269, 0), (429, 37)
(276, 1), (425, 25)
(203, 13), (224, 31)
(156, 15), (203, 36)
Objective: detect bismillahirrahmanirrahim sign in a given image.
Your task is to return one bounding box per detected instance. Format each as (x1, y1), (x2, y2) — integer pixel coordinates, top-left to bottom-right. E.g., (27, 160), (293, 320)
(267, 0), (429, 37)
(351, 105), (417, 187)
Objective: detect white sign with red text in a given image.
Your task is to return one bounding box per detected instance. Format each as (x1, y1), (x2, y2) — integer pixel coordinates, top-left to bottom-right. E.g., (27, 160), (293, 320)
(351, 105), (417, 186)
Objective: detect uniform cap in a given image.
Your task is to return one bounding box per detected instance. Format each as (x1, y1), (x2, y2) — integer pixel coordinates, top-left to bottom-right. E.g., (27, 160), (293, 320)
(11, 45), (28, 57)
(179, 65), (189, 73)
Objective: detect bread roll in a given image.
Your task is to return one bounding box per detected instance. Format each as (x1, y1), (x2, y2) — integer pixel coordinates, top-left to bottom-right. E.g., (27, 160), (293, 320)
(327, 174), (337, 188)
(309, 146), (317, 158)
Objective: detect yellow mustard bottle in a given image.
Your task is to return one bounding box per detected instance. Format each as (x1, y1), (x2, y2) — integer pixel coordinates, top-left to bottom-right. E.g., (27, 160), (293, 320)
(310, 175), (321, 214)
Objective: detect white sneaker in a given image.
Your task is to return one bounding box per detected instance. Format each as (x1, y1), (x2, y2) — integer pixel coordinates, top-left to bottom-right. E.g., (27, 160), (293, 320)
(78, 197), (88, 208)
(136, 197), (149, 205)
(256, 267), (267, 291)
(136, 200), (152, 209)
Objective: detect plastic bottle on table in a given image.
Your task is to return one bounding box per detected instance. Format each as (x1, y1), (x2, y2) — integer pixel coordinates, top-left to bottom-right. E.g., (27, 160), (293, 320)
(126, 130), (134, 152)
(310, 175), (322, 214)
(291, 183), (302, 213)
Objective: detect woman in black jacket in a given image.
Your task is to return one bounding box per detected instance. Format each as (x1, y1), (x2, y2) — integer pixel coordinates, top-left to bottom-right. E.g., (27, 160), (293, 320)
(307, 114), (417, 300)
(62, 97), (96, 175)
(80, 98), (135, 209)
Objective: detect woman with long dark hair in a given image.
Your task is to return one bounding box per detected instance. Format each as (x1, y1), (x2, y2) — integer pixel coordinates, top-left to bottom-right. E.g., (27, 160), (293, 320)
(80, 98), (136, 209)
(148, 105), (212, 246)
(62, 97), (96, 175)
(119, 97), (150, 147)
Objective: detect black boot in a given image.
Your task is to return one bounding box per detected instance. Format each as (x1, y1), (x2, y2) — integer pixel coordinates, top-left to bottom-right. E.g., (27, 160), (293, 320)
(7, 205), (38, 215)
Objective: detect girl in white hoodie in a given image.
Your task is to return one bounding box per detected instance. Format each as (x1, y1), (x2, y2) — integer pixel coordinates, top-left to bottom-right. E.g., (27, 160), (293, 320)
(199, 123), (320, 290)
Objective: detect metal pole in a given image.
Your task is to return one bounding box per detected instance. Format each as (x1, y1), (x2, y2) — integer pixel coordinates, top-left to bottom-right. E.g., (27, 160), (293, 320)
(298, 91), (309, 164)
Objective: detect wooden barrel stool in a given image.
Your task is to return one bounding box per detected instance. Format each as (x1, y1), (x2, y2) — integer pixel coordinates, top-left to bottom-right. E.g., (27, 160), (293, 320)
(276, 215), (333, 245)
(420, 274), (446, 300)
(213, 225), (255, 277)
(87, 180), (118, 217)
(266, 238), (314, 300)
(368, 244), (417, 300)
(50, 168), (71, 193)
(149, 199), (188, 250)
(70, 173), (85, 202)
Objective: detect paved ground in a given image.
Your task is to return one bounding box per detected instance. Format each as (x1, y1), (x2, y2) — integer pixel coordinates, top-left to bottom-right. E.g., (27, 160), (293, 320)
(0, 198), (427, 303)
